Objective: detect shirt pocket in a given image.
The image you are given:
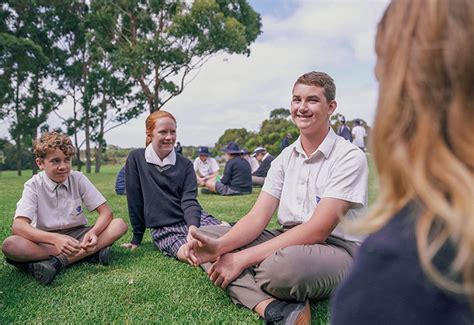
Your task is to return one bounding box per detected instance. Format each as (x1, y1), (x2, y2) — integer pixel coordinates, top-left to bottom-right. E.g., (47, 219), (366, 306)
(68, 199), (86, 225)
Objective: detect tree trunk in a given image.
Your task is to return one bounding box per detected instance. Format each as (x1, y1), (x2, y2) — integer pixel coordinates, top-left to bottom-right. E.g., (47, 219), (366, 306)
(31, 72), (39, 175)
(15, 70), (22, 176)
(84, 108), (91, 173)
(72, 93), (83, 171)
(94, 95), (106, 173)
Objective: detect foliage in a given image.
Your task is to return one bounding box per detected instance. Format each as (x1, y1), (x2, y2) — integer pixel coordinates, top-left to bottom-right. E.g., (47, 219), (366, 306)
(214, 108), (298, 156)
(0, 0), (67, 175)
(92, 0), (262, 113)
(0, 0), (262, 173)
(0, 138), (32, 171)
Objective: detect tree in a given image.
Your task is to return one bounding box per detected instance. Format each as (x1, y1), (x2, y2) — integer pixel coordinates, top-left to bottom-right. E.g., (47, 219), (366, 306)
(0, 1), (64, 175)
(214, 108), (298, 157)
(92, 0), (262, 113)
(269, 107), (290, 120)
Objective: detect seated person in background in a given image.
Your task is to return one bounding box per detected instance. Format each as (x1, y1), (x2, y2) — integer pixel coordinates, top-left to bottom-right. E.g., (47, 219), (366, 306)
(115, 165), (126, 195)
(204, 142), (252, 196)
(1, 132), (128, 285)
(241, 149), (259, 174)
(251, 146), (275, 186)
(193, 146), (219, 187)
(121, 110), (222, 263)
(187, 71), (368, 324)
(331, 1), (474, 324)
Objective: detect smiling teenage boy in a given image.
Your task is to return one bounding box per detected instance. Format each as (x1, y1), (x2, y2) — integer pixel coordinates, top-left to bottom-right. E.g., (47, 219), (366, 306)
(1, 132), (128, 285)
(187, 72), (369, 324)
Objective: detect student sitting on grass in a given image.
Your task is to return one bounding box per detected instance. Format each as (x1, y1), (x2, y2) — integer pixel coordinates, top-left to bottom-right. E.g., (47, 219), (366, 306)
(203, 142), (252, 196)
(1, 132), (128, 285)
(121, 110), (222, 264)
(187, 72), (368, 324)
(194, 146), (219, 187)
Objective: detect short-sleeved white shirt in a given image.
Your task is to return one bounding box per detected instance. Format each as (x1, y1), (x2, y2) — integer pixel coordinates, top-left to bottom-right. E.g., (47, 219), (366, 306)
(262, 128), (368, 242)
(14, 171), (106, 231)
(193, 157), (219, 177)
(352, 125), (367, 148)
(246, 156), (259, 173)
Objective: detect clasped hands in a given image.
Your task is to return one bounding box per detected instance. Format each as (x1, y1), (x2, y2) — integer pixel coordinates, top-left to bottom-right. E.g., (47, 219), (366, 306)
(185, 225), (245, 289)
(52, 231), (98, 256)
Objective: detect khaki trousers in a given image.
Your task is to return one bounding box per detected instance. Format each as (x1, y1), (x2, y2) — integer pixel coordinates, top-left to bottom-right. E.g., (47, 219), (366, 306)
(199, 225), (358, 309)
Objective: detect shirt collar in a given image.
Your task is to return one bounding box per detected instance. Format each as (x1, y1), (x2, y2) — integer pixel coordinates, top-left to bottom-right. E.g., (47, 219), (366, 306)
(40, 171), (70, 192)
(293, 127), (337, 160)
(145, 144), (176, 166)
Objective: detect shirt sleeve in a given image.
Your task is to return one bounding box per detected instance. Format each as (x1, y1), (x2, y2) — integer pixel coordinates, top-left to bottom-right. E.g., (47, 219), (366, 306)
(210, 158), (220, 174)
(125, 151), (146, 245)
(193, 158), (199, 173)
(262, 152), (286, 200)
(323, 148), (368, 205)
(14, 180), (38, 224)
(78, 173), (107, 212)
(181, 161), (201, 227)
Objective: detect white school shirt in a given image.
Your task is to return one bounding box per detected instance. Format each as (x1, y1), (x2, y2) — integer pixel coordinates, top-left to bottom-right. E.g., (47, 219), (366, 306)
(262, 128), (368, 242)
(14, 171), (106, 231)
(246, 156), (260, 173)
(193, 156), (219, 176)
(352, 125), (367, 148)
(145, 144), (176, 166)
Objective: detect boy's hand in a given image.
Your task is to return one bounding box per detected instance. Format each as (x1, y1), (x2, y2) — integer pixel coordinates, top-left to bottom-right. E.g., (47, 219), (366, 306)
(120, 243), (138, 250)
(81, 232), (98, 252)
(52, 234), (81, 256)
(208, 252), (245, 289)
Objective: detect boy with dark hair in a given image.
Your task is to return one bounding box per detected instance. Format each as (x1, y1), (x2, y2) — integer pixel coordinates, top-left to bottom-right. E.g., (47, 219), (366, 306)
(2, 132), (128, 285)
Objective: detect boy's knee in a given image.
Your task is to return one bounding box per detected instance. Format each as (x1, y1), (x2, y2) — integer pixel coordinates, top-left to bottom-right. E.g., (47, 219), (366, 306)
(112, 218), (128, 235)
(2, 236), (21, 256)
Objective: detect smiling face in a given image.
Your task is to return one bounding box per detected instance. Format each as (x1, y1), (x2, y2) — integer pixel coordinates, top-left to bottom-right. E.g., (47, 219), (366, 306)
(291, 83), (337, 136)
(150, 117), (177, 159)
(36, 149), (72, 184)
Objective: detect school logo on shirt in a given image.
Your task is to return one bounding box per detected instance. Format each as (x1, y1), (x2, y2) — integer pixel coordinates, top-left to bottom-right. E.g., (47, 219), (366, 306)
(75, 205), (83, 215)
(315, 196), (321, 204)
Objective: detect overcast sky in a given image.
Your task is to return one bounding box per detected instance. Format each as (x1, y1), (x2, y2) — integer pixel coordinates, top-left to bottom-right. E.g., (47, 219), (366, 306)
(1, 0), (391, 148)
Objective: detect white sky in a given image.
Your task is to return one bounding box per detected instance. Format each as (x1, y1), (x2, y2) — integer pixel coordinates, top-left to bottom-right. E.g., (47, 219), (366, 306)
(1, 0), (390, 148)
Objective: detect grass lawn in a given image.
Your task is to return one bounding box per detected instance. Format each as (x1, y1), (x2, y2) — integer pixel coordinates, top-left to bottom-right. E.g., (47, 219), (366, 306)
(0, 160), (378, 324)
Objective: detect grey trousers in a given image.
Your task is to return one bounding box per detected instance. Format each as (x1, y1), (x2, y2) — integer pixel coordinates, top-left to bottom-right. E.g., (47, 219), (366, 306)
(199, 225), (359, 310)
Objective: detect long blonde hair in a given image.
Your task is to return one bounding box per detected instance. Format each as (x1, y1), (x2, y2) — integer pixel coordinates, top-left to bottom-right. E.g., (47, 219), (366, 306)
(367, 0), (474, 299)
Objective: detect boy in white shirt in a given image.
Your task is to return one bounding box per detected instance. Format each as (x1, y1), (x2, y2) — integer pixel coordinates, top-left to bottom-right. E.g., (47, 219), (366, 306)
(186, 72), (368, 324)
(1, 132), (128, 285)
(193, 146), (219, 187)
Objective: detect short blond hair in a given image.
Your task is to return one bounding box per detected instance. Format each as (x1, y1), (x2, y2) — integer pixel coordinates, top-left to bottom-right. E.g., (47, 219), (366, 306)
(33, 132), (76, 160)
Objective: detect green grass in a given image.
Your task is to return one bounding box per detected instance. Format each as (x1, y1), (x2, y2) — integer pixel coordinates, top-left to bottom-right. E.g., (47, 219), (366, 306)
(0, 159), (378, 324)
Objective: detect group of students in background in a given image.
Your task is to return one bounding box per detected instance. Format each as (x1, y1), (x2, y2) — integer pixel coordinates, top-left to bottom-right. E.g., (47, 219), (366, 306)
(2, 0), (473, 324)
(337, 118), (367, 151)
(194, 143), (275, 195)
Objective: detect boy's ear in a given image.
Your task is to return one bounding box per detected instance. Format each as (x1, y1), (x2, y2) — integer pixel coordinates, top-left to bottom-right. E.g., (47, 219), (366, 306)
(328, 100), (337, 116)
(35, 158), (44, 170)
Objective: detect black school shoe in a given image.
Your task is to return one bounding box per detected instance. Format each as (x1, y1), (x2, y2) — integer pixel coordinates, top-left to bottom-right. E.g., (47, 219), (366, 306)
(83, 246), (111, 266)
(264, 300), (311, 325)
(5, 257), (64, 285)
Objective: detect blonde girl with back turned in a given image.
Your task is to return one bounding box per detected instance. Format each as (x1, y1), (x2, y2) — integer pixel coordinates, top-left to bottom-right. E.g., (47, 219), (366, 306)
(331, 0), (473, 324)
